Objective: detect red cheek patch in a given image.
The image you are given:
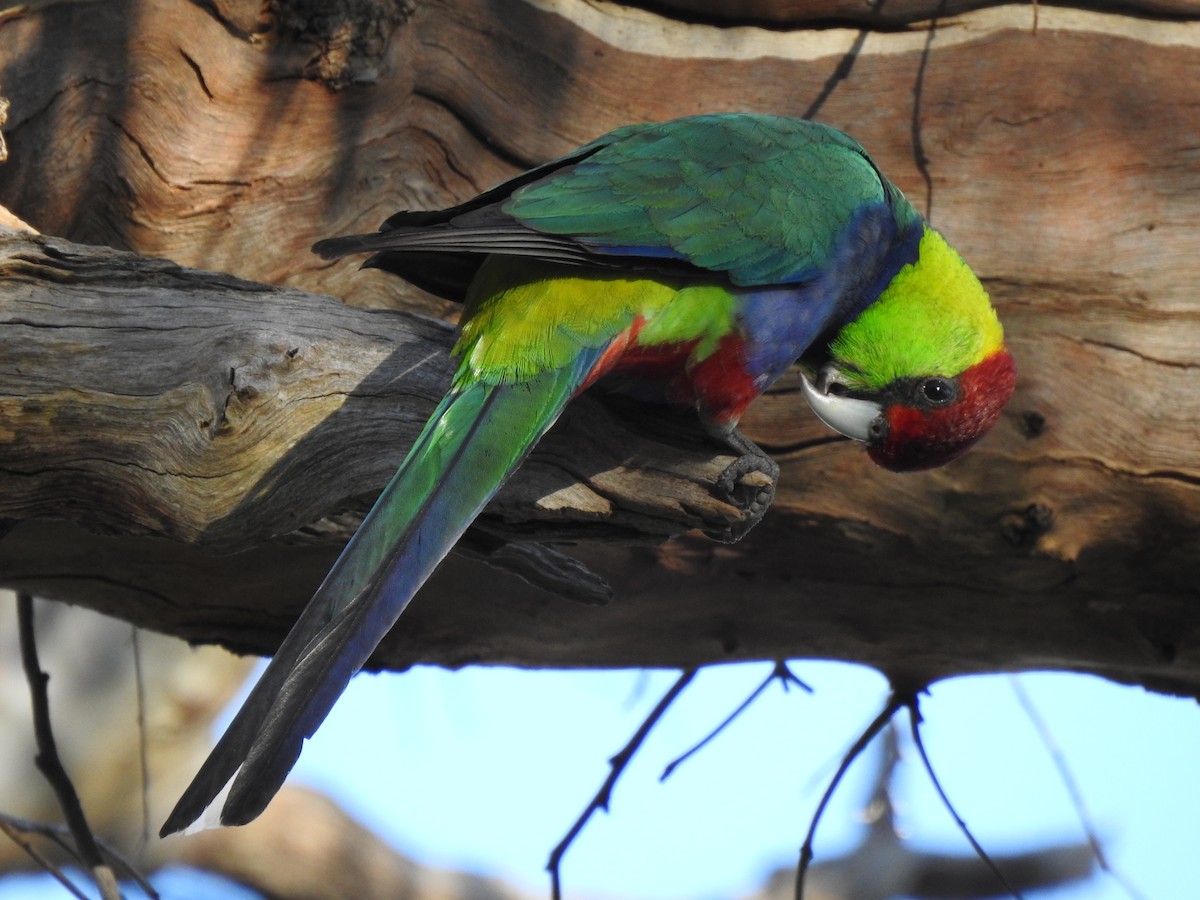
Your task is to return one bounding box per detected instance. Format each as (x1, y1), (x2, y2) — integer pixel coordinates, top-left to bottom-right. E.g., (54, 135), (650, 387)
(869, 349), (1017, 472)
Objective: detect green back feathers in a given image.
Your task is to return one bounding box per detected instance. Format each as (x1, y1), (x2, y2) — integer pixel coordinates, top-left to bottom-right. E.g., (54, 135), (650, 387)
(504, 115), (894, 286)
(829, 227), (1004, 388)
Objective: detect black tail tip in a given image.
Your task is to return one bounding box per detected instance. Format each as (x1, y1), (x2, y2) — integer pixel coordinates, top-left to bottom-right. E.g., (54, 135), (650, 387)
(158, 812), (190, 839)
(312, 237), (349, 261)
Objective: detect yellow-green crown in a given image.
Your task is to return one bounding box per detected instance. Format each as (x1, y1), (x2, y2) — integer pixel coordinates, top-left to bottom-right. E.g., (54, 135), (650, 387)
(830, 227), (1004, 389)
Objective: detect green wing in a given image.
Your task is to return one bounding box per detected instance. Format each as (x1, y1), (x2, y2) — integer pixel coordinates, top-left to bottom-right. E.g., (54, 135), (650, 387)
(505, 115), (914, 286)
(313, 114), (921, 299)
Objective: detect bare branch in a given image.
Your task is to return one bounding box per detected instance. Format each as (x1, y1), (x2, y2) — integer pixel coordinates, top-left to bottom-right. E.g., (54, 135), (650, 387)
(1009, 677), (1148, 900)
(4, 0), (1200, 701)
(0, 813), (157, 900)
(905, 697), (1023, 900)
(661, 661), (811, 782)
(547, 669), (697, 900)
(131, 627), (152, 851)
(0, 816), (90, 900)
(795, 692), (906, 899)
(17, 594), (123, 900)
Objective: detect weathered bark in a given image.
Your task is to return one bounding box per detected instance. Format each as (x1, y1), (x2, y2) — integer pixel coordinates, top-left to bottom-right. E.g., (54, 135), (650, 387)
(1, 0), (1200, 702)
(0, 230), (755, 645)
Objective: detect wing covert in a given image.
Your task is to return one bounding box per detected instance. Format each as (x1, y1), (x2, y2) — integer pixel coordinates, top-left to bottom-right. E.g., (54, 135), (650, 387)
(504, 115), (896, 286)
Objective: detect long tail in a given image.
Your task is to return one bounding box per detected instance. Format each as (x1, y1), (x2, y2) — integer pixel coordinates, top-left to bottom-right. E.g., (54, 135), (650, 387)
(161, 359), (597, 835)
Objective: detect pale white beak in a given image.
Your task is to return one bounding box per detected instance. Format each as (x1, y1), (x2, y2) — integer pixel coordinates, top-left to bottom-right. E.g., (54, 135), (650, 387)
(800, 371), (883, 444)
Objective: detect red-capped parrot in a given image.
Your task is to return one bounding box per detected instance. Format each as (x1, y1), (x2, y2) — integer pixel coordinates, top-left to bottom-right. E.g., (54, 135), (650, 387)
(162, 113), (1015, 835)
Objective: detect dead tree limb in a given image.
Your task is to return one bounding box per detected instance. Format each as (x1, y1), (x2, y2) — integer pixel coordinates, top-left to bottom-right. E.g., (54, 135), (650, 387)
(1, 1), (1199, 700)
(0, 231), (751, 654)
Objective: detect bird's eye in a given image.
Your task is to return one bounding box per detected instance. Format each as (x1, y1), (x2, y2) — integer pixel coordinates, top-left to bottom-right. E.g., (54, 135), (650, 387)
(919, 377), (956, 406)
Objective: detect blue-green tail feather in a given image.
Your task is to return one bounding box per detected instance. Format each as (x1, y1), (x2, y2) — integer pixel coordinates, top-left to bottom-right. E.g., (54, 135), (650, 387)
(161, 356), (600, 835)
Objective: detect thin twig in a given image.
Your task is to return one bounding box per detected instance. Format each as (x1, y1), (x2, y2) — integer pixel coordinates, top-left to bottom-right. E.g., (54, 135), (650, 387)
(0, 813), (158, 899)
(795, 691), (905, 900)
(661, 661), (810, 782)
(131, 626), (152, 850)
(905, 697), (1024, 900)
(0, 816), (90, 900)
(1, 812), (85, 864)
(864, 723), (902, 836)
(17, 593), (123, 900)
(547, 668), (697, 900)
(1009, 676), (1147, 900)
(2, 816), (157, 900)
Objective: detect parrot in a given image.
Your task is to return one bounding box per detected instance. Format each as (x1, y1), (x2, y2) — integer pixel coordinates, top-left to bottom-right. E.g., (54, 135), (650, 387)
(161, 113), (1015, 836)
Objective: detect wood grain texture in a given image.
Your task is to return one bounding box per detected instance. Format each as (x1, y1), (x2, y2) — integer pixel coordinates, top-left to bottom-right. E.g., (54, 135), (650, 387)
(1, 0), (1199, 698)
(0, 231), (755, 640)
(0, 235), (748, 512)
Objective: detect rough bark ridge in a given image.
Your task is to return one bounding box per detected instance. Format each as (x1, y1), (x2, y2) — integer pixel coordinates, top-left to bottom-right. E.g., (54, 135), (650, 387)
(1, 1), (1199, 699)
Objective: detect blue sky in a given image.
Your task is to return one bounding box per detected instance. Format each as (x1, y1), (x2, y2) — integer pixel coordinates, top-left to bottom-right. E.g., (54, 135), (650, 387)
(3, 660), (1196, 899)
(286, 661), (1196, 899)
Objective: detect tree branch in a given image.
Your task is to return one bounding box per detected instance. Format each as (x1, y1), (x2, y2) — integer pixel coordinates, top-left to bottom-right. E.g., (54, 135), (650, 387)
(1, 1), (1200, 702)
(0, 232), (745, 548)
(0, 231), (757, 652)
(547, 669), (697, 900)
(17, 594), (122, 900)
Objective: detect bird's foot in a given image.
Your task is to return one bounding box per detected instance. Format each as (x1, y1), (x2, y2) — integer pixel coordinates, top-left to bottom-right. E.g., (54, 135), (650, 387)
(706, 439), (779, 544)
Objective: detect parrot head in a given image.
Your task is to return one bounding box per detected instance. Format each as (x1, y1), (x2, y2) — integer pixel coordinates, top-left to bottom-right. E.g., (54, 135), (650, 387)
(800, 226), (1016, 472)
